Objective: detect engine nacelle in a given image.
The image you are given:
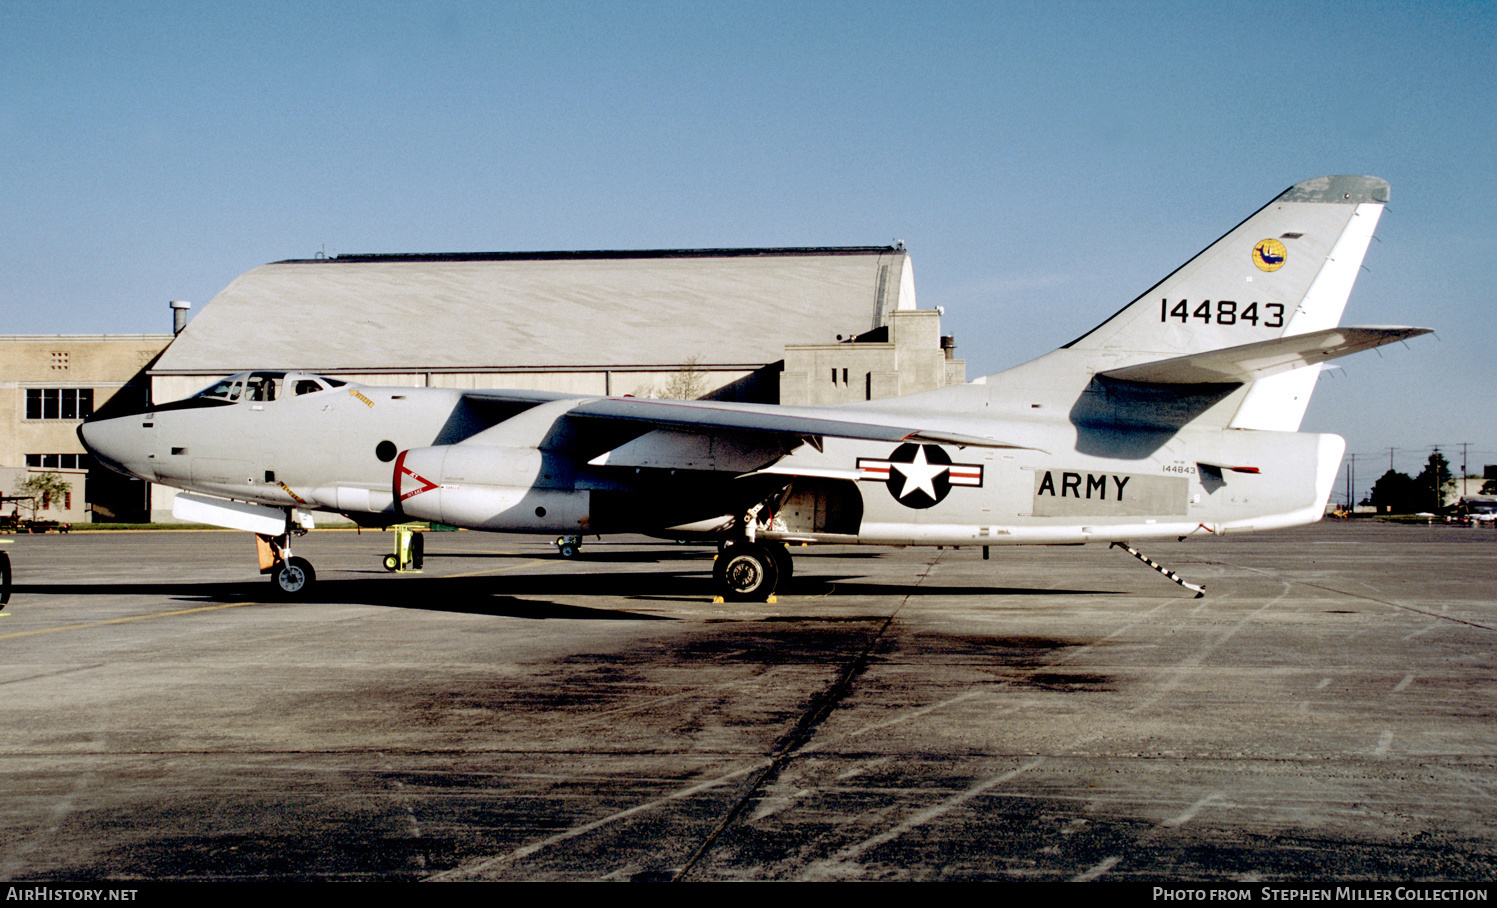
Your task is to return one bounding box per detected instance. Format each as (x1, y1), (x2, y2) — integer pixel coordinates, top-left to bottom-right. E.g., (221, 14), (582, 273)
(394, 445), (590, 532)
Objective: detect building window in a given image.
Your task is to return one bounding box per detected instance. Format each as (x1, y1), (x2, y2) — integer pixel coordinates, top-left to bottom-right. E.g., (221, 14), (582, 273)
(25, 388), (93, 420)
(25, 454), (88, 470)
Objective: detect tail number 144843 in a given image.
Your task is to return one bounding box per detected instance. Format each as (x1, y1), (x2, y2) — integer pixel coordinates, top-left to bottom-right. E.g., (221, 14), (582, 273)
(1160, 299), (1284, 328)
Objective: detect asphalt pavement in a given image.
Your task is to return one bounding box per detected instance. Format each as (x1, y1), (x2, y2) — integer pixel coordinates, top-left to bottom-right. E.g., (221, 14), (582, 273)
(0, 521), (1492, 881)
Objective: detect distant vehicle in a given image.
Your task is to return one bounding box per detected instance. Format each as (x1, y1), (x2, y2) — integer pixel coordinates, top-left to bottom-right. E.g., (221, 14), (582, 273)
(0, 499), (70, 534)
(1457, 496), (1497, 525)
(80, 175), (1428, 600)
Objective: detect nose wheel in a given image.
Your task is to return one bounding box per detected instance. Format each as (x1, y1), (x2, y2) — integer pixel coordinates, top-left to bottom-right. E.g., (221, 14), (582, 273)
(272, 556), (316, 598)
(258, 526), (317, 599)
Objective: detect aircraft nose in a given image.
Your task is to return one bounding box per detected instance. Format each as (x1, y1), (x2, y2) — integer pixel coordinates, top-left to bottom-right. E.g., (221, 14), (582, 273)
(78, 414), (151, 480)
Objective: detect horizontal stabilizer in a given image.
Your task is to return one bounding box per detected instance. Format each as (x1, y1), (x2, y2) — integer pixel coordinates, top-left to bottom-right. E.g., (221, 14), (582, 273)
(1098, 326), (1430, 385)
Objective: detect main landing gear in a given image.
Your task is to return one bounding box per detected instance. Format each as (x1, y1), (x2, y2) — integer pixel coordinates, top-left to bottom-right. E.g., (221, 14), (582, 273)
(714, 538), (792, 602)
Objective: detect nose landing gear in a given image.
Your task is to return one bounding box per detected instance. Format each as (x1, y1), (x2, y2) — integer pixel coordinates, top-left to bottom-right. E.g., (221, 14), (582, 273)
(257, 512), (316, 598)
(272, 556), (316, 597)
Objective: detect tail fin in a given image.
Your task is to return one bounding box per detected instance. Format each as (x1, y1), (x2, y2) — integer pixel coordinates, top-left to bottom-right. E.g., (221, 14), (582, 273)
(1062, 175), (1389, 430)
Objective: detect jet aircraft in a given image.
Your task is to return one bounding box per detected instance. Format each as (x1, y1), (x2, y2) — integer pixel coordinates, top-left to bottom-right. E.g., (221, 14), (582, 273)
(80, 176), (1428, 600)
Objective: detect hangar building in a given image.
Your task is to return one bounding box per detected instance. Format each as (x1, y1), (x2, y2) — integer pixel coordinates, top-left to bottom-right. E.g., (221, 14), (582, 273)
(149, 246), (961, 404)
(4, 247), (964, 523)
(146, 246), (964, 519)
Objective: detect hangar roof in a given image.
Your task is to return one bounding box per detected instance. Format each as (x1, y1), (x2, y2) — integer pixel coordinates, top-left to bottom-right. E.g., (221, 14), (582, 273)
(151, 247), (915, 375)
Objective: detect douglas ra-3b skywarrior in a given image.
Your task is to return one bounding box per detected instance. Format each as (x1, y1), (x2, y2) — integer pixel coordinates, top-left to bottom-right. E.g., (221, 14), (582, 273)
(80, 176), (1428, 600)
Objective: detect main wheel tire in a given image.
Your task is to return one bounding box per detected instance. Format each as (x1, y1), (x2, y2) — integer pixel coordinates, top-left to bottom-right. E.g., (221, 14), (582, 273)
(272, 556), (316, 598)
(764, 540), (793, 583)
(0, 551), (10, 606)
(411, 531), (424, 569)
(713, 542), (779, 602)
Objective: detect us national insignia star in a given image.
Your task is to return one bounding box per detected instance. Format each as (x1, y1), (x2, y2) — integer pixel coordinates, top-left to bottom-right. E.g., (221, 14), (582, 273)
(857, 443), (983, 509)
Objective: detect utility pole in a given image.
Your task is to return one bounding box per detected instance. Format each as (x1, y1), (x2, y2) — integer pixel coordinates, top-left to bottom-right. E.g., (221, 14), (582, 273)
(1345, 453), (1355, 512)
(1432, 446), (1444, 512)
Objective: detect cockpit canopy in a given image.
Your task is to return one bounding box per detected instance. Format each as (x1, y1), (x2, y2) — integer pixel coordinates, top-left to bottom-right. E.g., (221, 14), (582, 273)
(193, 371), (349, 403)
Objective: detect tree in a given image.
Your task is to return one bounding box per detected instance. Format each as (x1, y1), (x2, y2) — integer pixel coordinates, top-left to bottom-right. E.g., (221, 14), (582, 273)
(1368, 469), (1420, 514)
(15, 473), (71, 520)
(660, 356), (708, 400)
(1414, 452), (1455, 511)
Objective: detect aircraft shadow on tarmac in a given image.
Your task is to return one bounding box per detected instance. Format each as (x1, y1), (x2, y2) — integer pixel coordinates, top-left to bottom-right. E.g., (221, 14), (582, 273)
(11, 568), (1124, 619)
(424, 548), (713, 563)
(420, 547), (887, 563)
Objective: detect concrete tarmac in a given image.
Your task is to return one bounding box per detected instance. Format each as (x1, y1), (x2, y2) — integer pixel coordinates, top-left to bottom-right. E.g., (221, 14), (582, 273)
(0, 521), (1492, 881)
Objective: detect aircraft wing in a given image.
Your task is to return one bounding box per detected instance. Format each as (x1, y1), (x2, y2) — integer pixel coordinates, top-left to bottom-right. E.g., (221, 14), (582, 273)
(461, 388), (586, 405)
(563, 397), (1024, 448)
(462, 389), (1025, 449)
(1098, 326), (1431, 385)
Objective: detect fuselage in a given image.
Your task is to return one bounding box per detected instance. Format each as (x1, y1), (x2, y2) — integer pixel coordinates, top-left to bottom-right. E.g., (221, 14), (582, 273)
(80, 370), (1342, 546)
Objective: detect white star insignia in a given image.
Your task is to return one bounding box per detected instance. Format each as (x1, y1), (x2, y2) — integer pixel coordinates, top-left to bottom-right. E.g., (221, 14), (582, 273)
(891, 445), (948, 500)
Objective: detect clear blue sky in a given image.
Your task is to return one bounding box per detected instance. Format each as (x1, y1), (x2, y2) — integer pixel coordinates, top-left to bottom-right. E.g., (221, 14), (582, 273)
(3, 1), (1493, 491)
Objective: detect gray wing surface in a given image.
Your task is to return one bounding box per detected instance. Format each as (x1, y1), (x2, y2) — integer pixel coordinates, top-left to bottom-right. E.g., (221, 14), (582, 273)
(462, 389), (1026, 449)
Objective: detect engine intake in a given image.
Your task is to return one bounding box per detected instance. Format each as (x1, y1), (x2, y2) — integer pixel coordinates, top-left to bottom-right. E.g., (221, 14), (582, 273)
(394, 445), (590, 532)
